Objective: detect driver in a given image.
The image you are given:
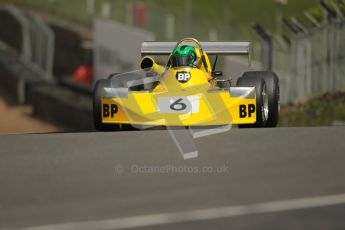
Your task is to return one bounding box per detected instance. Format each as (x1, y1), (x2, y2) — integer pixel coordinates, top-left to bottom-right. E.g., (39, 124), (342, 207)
(169, 45), (216, 86)
(170, 45), (199, 68)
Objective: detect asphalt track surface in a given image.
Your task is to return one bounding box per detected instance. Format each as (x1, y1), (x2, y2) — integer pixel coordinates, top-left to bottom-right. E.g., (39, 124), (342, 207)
(1, 127), (345, 229)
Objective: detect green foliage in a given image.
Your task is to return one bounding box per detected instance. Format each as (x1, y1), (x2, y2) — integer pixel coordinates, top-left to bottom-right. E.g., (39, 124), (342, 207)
(280, 92), (345, 126)
(307, 6), (325, 23)
(0, 0), (320, 40)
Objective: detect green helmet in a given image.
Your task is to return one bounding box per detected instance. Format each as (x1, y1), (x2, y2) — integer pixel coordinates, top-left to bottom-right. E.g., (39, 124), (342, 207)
(170, 45), (197, 67)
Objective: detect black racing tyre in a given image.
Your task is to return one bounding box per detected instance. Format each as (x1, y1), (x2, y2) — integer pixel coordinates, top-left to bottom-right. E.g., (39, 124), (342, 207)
(238, 71), (280, 127)
(93, 79), (121, 131)
(236, 72), (268, 128)
(261, 72), (280, 127)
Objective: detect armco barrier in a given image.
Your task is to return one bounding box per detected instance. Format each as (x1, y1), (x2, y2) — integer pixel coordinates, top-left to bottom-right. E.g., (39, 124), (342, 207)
(0, 41), (44, 104)
(1, 41), (94, 130)
(30, 84), (94, 131)
(0, 8), (22, 53)
(58, 77), (93, 96)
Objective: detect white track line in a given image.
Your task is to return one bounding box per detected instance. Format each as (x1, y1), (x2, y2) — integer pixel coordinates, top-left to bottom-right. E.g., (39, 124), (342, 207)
(18, 193), (345, 230)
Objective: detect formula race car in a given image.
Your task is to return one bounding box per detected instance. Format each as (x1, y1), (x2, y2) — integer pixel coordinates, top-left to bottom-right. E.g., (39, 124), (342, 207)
(93, 38), (279, 131)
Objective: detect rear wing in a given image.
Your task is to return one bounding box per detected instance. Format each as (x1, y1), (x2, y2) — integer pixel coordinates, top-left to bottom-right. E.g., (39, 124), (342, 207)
(141, 41), (252, 65)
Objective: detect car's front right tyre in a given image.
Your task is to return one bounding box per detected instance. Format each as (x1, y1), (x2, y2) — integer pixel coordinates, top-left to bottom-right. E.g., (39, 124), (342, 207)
(237, 72), (268, 128)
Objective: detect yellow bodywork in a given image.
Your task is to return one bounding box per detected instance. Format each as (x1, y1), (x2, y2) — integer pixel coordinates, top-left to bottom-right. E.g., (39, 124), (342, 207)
(102, 91), (256, 126)
(101, 40), (257, 126)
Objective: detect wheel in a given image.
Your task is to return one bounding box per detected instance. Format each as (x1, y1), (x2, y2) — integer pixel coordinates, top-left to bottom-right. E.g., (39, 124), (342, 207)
(237, 72), (268, 128)
(238, 71), (280, 127)
(261, 72), (279, 127)
(93, 79), (121, 131)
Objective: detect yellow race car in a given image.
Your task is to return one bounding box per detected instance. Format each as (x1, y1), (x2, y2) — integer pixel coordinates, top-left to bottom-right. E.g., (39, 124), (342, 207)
(93, 38), (279, 131)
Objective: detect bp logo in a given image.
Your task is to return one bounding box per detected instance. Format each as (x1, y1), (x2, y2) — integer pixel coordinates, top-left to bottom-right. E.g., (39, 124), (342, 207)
(176, 72), (191, 83)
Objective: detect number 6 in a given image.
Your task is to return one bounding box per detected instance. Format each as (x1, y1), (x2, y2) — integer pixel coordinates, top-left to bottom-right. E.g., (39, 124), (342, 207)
(170, 98), (187, 111)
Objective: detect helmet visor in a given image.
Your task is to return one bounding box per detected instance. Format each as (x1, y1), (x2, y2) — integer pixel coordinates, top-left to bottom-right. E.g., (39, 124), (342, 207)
(171, 55), (193, 67)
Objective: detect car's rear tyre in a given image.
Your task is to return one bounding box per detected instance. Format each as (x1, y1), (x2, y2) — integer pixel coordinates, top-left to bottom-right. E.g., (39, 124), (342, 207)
(237, 72), (268, 128)
(93, 79), (121, 131)
(261, 71), (280, 127)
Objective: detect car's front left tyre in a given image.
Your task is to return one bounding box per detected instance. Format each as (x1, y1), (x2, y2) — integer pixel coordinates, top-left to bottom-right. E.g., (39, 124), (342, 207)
(93, 79), (121, 131)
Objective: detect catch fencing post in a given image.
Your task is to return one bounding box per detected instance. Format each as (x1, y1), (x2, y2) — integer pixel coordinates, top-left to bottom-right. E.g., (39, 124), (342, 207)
(252, 23), (273, 71)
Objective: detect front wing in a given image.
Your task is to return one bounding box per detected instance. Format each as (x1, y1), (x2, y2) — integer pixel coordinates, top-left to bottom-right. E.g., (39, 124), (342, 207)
(101, 88), (256, 126)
